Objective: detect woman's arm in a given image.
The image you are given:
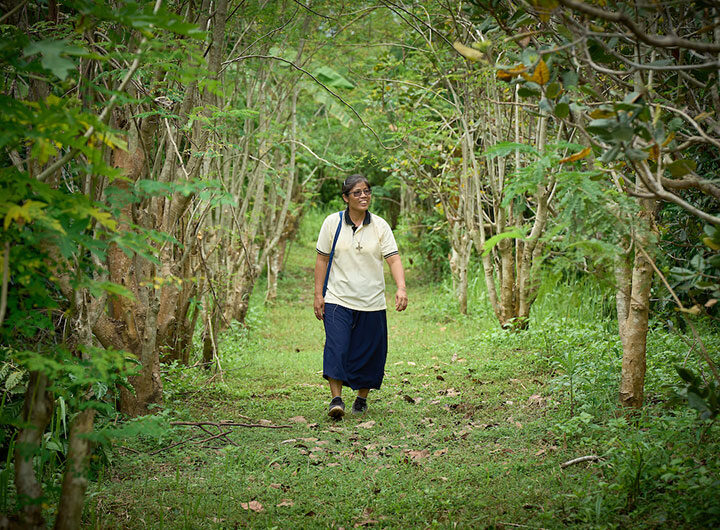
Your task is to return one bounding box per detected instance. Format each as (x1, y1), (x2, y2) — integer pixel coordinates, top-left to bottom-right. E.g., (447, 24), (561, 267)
(314, 253), (330, 320)
(385, 254), (408, 312)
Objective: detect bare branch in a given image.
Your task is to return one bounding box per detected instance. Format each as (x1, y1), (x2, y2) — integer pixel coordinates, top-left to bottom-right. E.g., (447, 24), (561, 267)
(557, 0), (720, 53)
(221, 54), (400, 150)
(560, 455), (601, 468)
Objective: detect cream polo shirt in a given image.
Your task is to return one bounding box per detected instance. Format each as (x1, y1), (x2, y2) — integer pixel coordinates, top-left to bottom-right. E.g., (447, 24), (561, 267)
(316, 210), (399, 311)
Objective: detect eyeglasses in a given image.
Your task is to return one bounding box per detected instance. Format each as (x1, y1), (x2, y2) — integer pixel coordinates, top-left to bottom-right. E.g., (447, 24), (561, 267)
(350, 188), (372, 198)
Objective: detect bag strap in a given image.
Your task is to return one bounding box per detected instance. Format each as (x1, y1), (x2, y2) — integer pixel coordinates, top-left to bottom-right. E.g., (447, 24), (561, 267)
(322, 211), (344, 297)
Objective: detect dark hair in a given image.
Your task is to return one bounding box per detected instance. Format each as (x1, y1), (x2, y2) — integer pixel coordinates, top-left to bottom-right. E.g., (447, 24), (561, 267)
(342, 174), (371, 196)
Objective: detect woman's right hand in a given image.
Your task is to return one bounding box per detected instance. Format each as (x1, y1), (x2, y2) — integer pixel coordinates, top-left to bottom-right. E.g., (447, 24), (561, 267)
(314, 293), (325, 320)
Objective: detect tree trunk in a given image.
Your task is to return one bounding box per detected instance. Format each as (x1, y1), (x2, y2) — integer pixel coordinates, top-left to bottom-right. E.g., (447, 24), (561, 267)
(54, 408), (96, 530)
(618, 197), (657, 408)
(449, 228), (472, 315)
(14, 372), (53, 529)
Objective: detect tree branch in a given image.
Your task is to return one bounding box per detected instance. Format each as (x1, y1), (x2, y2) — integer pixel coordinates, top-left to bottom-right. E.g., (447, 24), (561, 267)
(35, 0), (164, 183)
(221, 54), (400, 150)
(557, 0), (720, 53)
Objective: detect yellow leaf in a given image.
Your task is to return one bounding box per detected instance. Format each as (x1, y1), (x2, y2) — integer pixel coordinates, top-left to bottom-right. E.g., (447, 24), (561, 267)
(3, 200), (47, 230)
(559, 146), (592, 164)
(661, 132), (675, 147)
(703, 237), (720, 250)
(694, 111), (713, 122)
(530, 0), (559, 21)
(648, 144), (659, 161)
(452, 41), (485, 62)
(89, 209), (117, 231)
(523, 59), (550, 85)
(93, 131), (128, 151)
(497, 64), (526, 81)
(589, 109), (616, 119)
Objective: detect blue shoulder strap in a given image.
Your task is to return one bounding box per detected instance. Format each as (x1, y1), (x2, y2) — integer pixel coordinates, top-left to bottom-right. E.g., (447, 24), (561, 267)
(322, 211), (344, 297)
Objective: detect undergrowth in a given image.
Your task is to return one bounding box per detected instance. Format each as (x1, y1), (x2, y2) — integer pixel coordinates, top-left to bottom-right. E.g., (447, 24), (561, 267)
(83, 220), (720, 529)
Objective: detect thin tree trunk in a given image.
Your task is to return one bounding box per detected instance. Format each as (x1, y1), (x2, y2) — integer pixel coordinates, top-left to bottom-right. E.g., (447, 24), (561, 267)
(618, 196), (657, 408)
(54, 408), (96, 530)
(14, 372), (53, 529)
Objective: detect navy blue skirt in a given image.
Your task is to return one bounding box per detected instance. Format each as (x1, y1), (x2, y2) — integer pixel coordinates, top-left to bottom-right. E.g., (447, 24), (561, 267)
(323, 303), (387, 390)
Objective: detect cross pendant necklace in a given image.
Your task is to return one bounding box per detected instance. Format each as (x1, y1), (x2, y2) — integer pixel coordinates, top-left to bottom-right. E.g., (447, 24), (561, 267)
(354, 227), (365, 251)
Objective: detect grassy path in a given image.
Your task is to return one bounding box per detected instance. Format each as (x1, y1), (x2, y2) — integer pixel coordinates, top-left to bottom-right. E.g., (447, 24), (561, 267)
(88, 239), (600, 529)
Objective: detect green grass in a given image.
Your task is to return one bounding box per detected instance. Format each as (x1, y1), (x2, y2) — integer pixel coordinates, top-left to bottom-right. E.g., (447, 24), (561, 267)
(86, 220), (720, 529)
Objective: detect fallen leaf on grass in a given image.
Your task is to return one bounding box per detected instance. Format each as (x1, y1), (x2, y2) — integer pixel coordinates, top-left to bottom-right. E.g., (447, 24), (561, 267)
(276, 499), (294, 507)
(259, 419), (273, 425)
(357, 420), (376, 429)
(240, 501), (264, 513)
(269, 483), (282, 489)
(404, 449), (430, 462)
(433, 448), (448, 456)
(288, 416), (307, 423)
(528, 394), (545, 406)
(402, 394), (416, 404)
(280, 439), (297, 444)
(436, 375), (445, 381)
(507, 417), (523, 429)
(407, 361), (416, 366)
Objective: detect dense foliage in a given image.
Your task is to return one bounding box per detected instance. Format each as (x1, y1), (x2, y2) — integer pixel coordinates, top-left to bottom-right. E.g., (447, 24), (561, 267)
(0, 0), (717, 527)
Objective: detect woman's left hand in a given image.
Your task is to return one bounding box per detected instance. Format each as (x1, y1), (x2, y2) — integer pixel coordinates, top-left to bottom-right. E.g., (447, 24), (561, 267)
(395, 287), (408, 312)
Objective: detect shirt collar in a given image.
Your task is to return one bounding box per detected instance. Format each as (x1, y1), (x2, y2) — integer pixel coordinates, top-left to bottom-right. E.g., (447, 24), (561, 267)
(344, 208), (371, 226)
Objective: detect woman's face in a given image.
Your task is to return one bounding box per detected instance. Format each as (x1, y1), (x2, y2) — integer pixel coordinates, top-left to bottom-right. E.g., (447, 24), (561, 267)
(343, 181), (372, 211)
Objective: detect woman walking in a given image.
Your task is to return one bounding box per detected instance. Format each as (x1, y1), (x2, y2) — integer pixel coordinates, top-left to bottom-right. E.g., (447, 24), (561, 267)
(314, 174), (408, 418)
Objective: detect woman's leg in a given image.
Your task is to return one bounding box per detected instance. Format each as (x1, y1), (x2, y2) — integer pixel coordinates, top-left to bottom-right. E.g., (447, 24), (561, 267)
(329, 377), (343, 398)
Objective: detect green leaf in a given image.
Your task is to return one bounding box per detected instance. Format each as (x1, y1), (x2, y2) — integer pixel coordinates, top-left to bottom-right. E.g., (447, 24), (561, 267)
(667, 159), (697, 177)
(539, 98), (553, 113)
(612, 125), (634, 142)
(546, 82), (562, 99)
(562, 70), (578, 87)
(5, 371), (23, 391)
(676, 366), (698, 385)
(518, 87), (540, 98)
(313, 66), (355, 90)
(484, 142), (539, 158)
(24, 39), (84, 80)
(482, 228), (525, 257)
(624, 148), (648, 161)
(554, 102), (570, 119)
(599, 145), (621, 163)
(686, 391), (712, 418)
(88, 281), (136, 300)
